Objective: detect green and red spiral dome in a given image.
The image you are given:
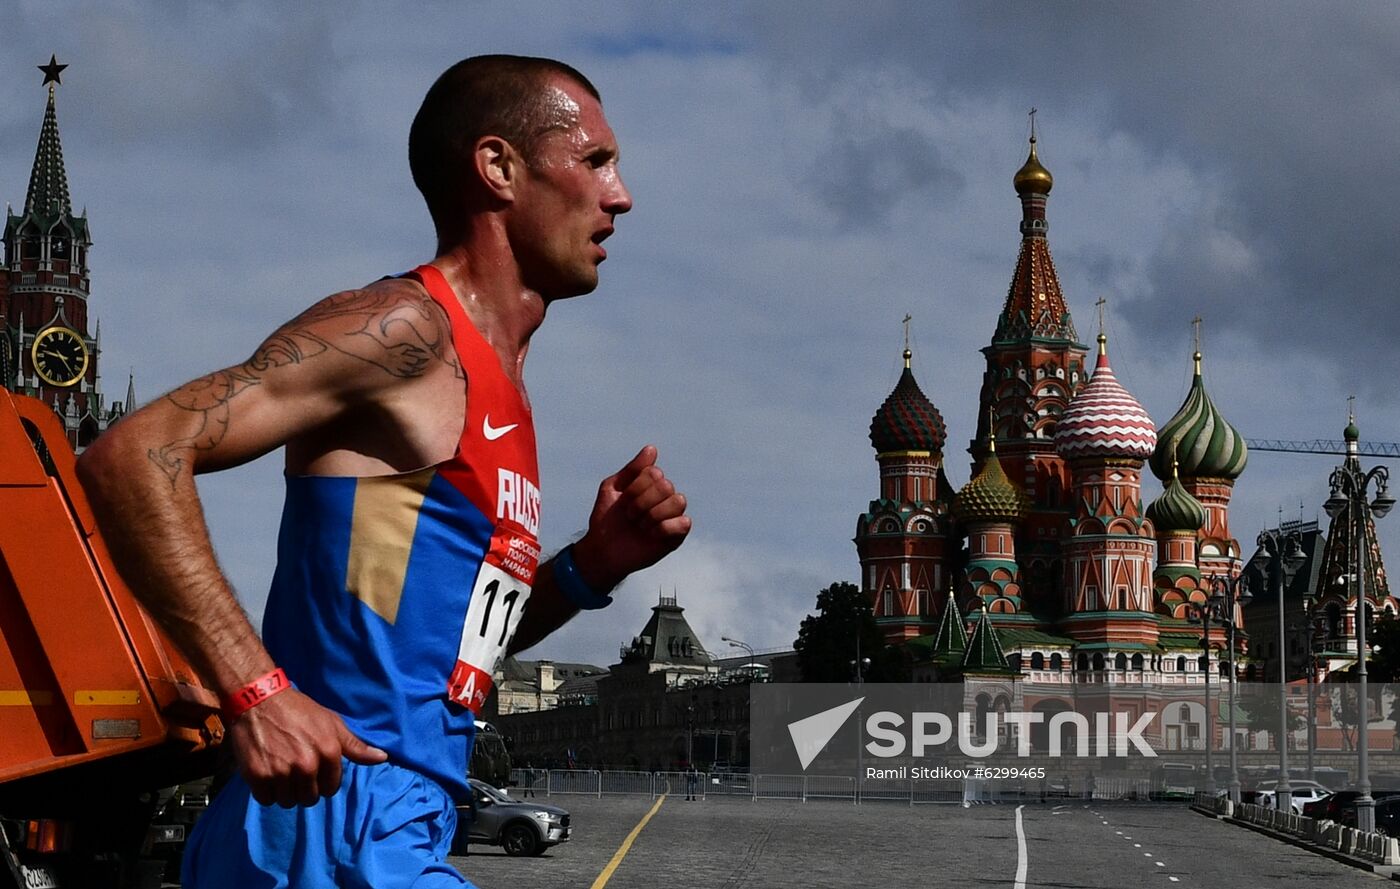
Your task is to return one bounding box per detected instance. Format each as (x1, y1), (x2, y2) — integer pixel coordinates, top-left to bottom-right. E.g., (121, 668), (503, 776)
(870, 353), (947, 454)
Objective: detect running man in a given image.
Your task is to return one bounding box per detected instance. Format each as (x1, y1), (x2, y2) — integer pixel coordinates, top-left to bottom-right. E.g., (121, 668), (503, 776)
(77, 55), (690, 888)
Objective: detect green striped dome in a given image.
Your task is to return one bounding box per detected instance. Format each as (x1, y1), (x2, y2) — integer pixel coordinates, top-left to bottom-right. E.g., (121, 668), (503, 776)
(1146, 474), (1206, 532)
(1150, 357), (1248, 481)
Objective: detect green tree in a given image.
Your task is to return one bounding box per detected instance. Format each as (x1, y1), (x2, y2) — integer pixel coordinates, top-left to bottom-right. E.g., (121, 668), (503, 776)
(793, 581), (908, 682)
(1240, 683), (1304, 751)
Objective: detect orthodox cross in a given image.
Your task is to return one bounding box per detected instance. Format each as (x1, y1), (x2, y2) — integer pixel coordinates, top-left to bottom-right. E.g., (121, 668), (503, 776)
(1094, 296), (1107, 335)
(902, 313), (912, 351)
(1191, 315), (1203, 353)
(1348, 394), (1356, 424)
(1029, 107), (1038, 140)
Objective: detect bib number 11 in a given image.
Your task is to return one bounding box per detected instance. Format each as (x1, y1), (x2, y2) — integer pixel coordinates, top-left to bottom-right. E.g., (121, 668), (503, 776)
(448, 536), (537, 713)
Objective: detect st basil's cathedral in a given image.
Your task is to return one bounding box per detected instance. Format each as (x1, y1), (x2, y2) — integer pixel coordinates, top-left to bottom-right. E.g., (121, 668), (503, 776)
(854, 130), (1258, 687)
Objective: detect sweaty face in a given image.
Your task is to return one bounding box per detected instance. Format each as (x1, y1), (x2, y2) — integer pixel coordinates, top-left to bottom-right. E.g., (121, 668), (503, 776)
(509, 80), (632, 300)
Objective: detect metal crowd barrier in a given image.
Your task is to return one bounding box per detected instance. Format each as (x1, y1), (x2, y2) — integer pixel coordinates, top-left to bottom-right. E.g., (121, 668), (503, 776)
(600, 770), (655, 796)
(654, 770), (707, 799)
(493, 768), (1153, 805)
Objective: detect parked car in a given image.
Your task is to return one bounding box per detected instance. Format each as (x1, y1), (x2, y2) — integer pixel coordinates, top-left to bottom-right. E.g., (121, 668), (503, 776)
(455, 778), (570, 857)
(1302, 794), (1333, 818)
(1254, 780), (1331, 814)
(1375, 797), (1400, 837)
(1313, 789), (1400, 826)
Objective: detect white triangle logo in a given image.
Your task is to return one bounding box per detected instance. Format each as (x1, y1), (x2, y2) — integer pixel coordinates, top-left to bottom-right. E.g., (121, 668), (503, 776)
(787, 697), (864, 771)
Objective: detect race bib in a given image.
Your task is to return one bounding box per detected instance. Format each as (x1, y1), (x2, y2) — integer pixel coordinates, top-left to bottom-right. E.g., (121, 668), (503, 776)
(447, 529), (539, 713)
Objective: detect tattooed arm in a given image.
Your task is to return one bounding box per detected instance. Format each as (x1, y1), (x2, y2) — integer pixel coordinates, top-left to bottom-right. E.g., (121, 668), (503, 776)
(76, 277), (458, 806)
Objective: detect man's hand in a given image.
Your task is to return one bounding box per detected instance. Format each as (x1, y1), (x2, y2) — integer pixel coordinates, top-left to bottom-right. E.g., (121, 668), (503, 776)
(572, 446), (691, 590)
(230, 690), (388, 807)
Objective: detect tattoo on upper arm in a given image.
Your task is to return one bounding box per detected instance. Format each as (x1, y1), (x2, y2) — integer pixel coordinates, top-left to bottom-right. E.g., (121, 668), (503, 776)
(147, 286), (462, 486)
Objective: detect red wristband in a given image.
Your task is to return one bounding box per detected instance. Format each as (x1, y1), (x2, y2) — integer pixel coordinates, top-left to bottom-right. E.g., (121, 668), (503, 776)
(221, 668), (290, 721)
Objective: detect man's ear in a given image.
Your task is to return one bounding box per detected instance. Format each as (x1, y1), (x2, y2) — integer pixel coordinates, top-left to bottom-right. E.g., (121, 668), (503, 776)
(474, 135), (521, 203)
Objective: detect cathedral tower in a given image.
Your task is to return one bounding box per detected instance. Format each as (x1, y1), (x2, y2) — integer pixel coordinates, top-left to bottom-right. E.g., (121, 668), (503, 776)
(856, 339), (954, 643)
(1054, 331), (1159, 649)
(953, 422), (1030, 618)
(972, 127), (1088, 607)
(1148, 341), (1248, 580)
(1146, 451), (1208, 616)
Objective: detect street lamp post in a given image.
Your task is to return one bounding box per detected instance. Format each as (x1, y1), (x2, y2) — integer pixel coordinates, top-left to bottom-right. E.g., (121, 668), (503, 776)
(1294, 602), (1320, 784)
(1324, 453), (1394, 833)
(1207, 574), (1252, 803)
(1256, 528), (1306, 813)
(1187, 600), (1218, 796)
(686, 698), (696, 768)
(721, 636), (756, 680)
(851, 636), (870, 801)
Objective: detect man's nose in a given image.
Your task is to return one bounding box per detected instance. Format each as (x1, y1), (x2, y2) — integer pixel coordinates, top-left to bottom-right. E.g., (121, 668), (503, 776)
(604, 173), (633, 216)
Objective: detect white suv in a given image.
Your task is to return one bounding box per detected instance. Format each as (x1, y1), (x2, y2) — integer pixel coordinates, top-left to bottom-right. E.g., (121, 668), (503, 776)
(1255, 780), (1331, 814)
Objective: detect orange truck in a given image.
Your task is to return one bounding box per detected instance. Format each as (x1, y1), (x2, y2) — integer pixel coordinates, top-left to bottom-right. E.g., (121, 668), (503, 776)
(0, 390), (223, 888)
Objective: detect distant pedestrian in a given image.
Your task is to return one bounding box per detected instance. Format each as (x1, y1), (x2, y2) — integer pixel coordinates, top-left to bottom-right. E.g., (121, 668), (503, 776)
(522, 763), (536, 798)
(685, 764), (698, 801)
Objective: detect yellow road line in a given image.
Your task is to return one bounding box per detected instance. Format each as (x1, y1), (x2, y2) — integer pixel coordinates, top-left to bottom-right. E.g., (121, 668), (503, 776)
(590, 793), (666, 889)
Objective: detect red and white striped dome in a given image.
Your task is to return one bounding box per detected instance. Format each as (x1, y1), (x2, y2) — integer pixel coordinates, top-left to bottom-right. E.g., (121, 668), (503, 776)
(1054, 339), (1156, 461)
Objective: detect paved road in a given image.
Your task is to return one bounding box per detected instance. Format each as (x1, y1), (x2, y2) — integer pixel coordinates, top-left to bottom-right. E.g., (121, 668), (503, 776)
(452, 797), (1385, 888)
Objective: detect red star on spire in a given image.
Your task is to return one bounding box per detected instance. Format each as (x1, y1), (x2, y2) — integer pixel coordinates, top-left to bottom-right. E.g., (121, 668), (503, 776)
(38, 55), (67, 87)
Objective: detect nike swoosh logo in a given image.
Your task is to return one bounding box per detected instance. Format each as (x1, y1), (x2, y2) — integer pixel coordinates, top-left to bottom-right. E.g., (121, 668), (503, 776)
(482, 416), (519, 441)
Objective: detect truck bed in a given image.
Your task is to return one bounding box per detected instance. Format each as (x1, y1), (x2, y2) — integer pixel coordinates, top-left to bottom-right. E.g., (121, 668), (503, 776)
(0, 389), (222, 802)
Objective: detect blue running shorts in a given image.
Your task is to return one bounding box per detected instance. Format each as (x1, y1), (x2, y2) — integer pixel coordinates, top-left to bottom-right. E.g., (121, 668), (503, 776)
(182, 759), (473, 888)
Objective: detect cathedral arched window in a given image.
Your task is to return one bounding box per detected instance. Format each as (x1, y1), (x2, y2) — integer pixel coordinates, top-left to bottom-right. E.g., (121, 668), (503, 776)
(1114, 653), (1127, 671)
(1132, 653), (1144, 671)
(1091, 653), (1105, 671)
(1176, 656), (1187, 672)
(1076, 653), (1089, 672)
(1049, 653), (1062, 671)
(1030, 652), (1044, 670)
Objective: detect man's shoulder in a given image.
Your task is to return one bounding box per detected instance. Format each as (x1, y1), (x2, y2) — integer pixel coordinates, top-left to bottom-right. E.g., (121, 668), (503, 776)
(295, 275), (446, 328)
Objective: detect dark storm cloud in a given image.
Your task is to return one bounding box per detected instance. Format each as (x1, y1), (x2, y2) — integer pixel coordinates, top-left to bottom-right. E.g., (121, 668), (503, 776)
(737, 1), (1400, 403)
(808, 109), (964, 228)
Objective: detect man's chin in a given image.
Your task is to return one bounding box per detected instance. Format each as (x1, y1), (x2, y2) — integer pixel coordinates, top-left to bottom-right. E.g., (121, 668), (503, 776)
(544, 274), (601, 302)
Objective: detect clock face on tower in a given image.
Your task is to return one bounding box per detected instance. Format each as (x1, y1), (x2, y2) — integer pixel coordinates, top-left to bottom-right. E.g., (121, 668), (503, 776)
(31, 326), (89, 387)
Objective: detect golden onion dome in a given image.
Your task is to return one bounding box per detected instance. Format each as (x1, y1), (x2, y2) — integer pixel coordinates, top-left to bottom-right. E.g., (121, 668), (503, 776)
(1013, 136), (1053, 196)
(953, 438), (1030, 524)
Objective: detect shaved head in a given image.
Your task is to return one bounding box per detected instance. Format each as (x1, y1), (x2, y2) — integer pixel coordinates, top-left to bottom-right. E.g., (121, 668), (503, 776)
(409, 54), (601, 244)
